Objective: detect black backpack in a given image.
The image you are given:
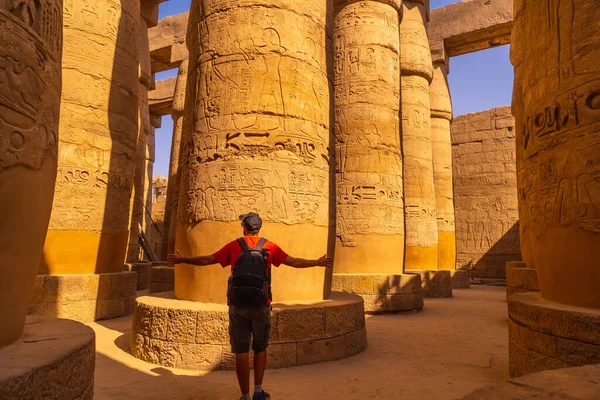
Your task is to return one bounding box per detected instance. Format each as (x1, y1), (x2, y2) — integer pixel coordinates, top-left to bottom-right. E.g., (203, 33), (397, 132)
(227, 238), (271, 308)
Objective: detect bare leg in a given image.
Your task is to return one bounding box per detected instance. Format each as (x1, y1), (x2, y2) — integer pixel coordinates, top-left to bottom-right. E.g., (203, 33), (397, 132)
(254, 350), (267, 386)
(235, 353), (250, 396)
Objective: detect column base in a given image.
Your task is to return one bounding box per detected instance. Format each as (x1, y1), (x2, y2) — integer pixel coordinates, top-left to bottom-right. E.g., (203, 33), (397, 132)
(450, 270), (470, 289)
(28, 271), (137, 322)
(506, 261), (539, 298)
(0, 316), (95, 400)
(406, 270), (453, 298)
(125, 262), (153, 290)
(459, 364), (600, 399)
(508, 292), (600, 378)
(150, 265), (174, 294)
(332, 273), (423, 313)
(131, 291), (367, 370)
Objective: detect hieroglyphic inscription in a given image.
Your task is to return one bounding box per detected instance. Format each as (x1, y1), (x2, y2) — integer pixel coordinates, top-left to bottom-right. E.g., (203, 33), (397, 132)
(182, 0), (330, 226)
(333, 1), (403, 246)
(0, 1), (62, 172)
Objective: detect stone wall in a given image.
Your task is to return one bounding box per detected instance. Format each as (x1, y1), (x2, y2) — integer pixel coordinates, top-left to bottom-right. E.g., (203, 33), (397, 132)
(451, 106), (521, 279)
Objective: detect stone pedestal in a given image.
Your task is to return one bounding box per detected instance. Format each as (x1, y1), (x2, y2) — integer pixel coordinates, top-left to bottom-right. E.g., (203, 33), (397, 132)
(131, 292), (367, 370)
(332, 274), (423, 313)
(28, 272), (137, 323)
(450, 270), (470, 289)
(126, 262), (153, 290)
(0, 316), (95, 400)
(460, 364), (600, 400)
(150, 265), (175, 294)
(506, 261), (539, 298)
(508, 292), (600, 378)
(408, 270), (453, 298)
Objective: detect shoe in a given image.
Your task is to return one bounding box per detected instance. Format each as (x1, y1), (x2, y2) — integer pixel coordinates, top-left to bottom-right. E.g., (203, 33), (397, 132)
(253, 390), (270, 400)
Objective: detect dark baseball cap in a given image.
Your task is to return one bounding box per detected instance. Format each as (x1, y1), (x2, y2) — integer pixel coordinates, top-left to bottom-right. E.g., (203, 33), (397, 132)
(239, 212), (263, 232)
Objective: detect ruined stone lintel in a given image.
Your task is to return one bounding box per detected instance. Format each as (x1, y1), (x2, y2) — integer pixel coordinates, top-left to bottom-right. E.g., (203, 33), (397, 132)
(459, 364), (600, 400)
(405, 270), (453, 298)
(508, 292), (600, 378)
(131, 292), (367, 370)
(332, 274), (423, 313)
(28, 271), (137, 323)
(0, 316), (95, 400)
(506, 261), (539, 299)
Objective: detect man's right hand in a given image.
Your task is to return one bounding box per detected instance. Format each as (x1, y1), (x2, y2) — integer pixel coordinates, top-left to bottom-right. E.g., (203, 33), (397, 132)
(317, 255), (334, 268)
(167, 251), (185, 267)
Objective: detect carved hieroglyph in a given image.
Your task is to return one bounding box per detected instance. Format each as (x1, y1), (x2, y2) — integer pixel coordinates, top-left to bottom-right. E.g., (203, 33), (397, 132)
(452, 107), (520, 279)
(0, 0), (62, 346)
(41, 0), (140, 275)
(430, 62), (456, 271)
(512, 0), (600, 309)
(177, 0), (332, 303)
(400, 0), (439, 270)
(162, 59), (188, 259)
(333, 0), (404, 274)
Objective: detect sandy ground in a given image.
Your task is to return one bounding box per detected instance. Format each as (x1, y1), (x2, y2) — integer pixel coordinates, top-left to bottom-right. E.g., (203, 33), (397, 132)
(91, 285), (509, 400)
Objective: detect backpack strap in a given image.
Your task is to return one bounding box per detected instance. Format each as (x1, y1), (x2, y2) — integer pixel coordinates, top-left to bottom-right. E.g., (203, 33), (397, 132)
(236, 238), (250, 252)
(254, 238), (267, 251)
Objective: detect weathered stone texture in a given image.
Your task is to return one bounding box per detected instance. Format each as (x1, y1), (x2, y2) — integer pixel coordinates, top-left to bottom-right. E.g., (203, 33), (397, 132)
(333, 0), (405, 275)
(177, 0), (332, 303)
(28, 272), (137, 322)
(131, 292), (366, 370)
(508, 292), (600, 378)
(148, 11), (188, 72)
(0, 317), (95, 400)
(0, 1), (62, 346)
(512, 0), (600, 309)
(409, 270), (453, 298)
(149, 265), (174, 294)
(401, 0), (439, 271)
(452, 107), (521, 279)
(42, 0), (141, 275)
(506, 261), (539, 297)
(125, 262), (152, 290)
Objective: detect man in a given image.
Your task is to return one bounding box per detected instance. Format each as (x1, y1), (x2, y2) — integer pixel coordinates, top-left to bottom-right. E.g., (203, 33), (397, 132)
(167, 212), (333, 400)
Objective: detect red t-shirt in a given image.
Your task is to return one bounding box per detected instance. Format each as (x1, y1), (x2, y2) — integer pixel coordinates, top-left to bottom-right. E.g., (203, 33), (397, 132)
(213, 236), (289, 270)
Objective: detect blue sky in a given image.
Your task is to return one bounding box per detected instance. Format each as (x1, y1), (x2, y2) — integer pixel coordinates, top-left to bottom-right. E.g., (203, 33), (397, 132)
(152, 0), (513, 177)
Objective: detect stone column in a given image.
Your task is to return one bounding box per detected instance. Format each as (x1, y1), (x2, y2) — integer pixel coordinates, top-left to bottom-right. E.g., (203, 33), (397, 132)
(177, 0), (332, 303)
(162, 58), (189, 260)
(31, 0), (139, 322)
(0, 0), (62, 347)
(430, 62), (467, 288)
(400, 0), (451, 297)
(331, 0), (423, 312)
(508, 0), (600, 377)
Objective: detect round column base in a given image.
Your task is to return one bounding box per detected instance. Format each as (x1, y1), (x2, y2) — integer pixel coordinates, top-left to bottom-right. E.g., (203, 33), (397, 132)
(0, 316), (95, 400)
(506, 261), (539, 298)
(460, 364), (600, 399)
(508, 292), (600, 378)
(28, 271), (137, 322)
(406, 270), (453, 298)
(450, 270), (471, 289)
(332, 273), (423, 313)
(131, 292), (367, 370)
(149, 266), (174, 294)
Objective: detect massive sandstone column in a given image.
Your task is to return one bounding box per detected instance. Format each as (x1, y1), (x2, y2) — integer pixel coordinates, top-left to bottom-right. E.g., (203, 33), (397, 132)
(332, 0), (423, 311)
(0, 0), (62, 346)
(31, 0), (140, 321)
(162, 58), (189, 259)
(177, 0), (332, 303)
(508, 0), (600, 377)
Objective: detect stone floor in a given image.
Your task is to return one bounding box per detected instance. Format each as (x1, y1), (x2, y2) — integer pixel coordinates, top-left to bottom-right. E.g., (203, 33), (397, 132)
(92, 286), (509, 400)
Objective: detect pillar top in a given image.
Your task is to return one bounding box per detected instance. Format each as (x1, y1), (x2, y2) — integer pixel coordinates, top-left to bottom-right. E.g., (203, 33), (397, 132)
(334, 0), (402, 12)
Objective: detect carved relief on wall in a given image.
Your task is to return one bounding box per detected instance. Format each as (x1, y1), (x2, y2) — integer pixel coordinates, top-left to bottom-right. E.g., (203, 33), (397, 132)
(0, 1), (62, 173)
(183, 2), (331, 227)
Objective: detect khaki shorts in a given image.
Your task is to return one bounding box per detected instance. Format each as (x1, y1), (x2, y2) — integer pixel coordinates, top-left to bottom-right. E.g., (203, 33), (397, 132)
(229, 305), (271, 354)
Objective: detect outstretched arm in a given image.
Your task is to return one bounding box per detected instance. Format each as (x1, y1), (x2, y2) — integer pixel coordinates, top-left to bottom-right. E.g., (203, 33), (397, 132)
(283, 255), (333, 269)
(167, 252), (218, 267)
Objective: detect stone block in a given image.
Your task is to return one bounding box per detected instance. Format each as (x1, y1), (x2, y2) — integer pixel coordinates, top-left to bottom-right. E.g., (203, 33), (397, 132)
(555, 338), (600, 366)
(450, 270), (470, 289)
(509, 338), (571, 378)
(150, 339), (179, 368)
(167, 309), (197, 343)
(97, 274), (113, 300)
(326, 304), (356, 336)
(176, 344), (222, 370)
(269, 311), (279, 342)
(220, 348), (254, 371)
(31, 276), (45, 303)
(0, 367), (34, 400)
(341, 275), (374, 294)
(196, 311), (229, 344)
(43, 275), (99, 302)
(111, 272), (137, 298)
(97, 298), (126, 320)
(151, 307), (168, 340)
(344, 328), (368, 357)
(132, 334), (158, 365)
(296, 335), (346, 366)
(509, 320), (557, 358)
(354, 301), (365, 329)
(278, 307), (326, 341)
(266, 343), (297, 369)
(55, 300), (97, 323)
